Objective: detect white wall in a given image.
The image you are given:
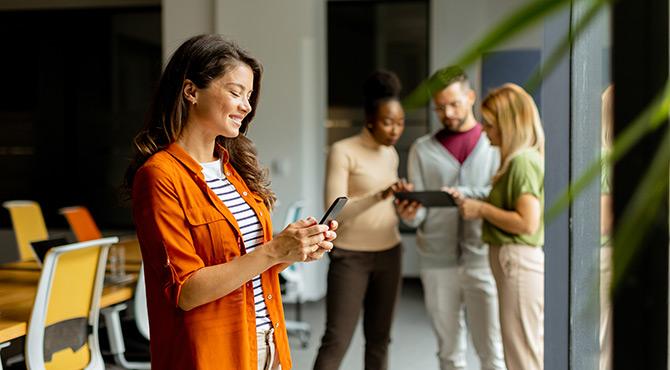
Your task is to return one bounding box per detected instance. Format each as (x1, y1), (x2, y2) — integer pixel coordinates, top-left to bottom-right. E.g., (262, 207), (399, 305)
(162, 0), (329, 300)
(215, 0), (327, 224)
(162, 0), (215, 61)
(430, 0), (544, 130)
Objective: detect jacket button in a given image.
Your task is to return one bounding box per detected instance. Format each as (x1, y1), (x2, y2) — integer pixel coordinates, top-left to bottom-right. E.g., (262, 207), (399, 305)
(242, 191), (248, 196)
(260, 212), (263, 216)
(267, 294), (273, 300)
(225, 172), (230, 176)
(275, 322), (279, 328)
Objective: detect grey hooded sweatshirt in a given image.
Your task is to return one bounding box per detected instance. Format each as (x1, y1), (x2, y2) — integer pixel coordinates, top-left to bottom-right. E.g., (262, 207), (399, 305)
(405, 132), (500, 269)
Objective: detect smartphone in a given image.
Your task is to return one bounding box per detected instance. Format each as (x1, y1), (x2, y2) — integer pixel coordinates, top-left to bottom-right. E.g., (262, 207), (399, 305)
(319, 196), (348, 225)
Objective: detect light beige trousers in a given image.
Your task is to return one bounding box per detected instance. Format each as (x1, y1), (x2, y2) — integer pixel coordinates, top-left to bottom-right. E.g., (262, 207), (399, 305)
(489, 244), (544, 370)
(257, 328), (280, 370)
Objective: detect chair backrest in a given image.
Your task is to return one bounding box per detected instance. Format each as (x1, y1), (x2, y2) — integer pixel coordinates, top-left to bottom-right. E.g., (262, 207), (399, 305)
(59, 206), (103, 242)
(25, 237), (118, 370)
(133, 264), (150, 340)
(283, 200), (305, 229)
(3, 200), (49, 262)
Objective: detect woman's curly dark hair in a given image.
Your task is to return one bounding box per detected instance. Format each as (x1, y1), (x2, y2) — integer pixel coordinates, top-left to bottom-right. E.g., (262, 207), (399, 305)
(363, 70), (402, 122)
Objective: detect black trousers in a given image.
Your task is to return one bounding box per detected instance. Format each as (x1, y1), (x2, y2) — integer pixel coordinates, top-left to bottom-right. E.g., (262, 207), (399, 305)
(313, 244), (402, 370)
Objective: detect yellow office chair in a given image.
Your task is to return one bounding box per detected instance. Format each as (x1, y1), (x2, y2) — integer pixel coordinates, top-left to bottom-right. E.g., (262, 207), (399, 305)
(24, 237), (118, 370)
(58, 208), (150, 369)
(3, 200), (48, 262)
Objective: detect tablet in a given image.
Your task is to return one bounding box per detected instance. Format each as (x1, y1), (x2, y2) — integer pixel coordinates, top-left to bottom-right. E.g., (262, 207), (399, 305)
(394, 191), (456, 207)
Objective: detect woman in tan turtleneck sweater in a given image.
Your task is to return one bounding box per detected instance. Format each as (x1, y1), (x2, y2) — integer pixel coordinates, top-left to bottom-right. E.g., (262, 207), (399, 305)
(313, 70), (410, 370)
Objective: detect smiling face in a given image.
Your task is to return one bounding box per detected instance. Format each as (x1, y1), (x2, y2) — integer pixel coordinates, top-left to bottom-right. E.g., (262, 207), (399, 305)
(185, 63), (254, 139)
(369, 99), (405, 146)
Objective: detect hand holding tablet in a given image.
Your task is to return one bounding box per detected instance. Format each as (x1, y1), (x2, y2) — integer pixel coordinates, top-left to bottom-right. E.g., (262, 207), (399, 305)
(394, 190), (457, 207)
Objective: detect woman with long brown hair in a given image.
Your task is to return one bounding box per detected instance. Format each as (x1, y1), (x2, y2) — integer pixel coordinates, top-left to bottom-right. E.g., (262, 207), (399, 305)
(450, 83), (545, 370)
(125, 34), (337, 370)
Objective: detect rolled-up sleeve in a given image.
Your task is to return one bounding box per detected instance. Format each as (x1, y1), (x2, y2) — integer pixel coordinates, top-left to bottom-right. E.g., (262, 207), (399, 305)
(133, 164), (205, 307)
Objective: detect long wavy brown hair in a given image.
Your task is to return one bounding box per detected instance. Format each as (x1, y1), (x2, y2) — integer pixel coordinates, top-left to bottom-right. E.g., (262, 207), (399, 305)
(124, 34), (276, 209)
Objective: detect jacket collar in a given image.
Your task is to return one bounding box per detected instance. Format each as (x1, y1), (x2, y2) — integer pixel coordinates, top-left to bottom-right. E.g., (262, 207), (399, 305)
(165, 142), (231, 176)
(165, 142), (248, 239)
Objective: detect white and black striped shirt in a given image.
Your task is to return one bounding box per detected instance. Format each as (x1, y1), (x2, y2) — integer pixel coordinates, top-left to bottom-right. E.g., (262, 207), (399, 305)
(200, 160), (272, 332)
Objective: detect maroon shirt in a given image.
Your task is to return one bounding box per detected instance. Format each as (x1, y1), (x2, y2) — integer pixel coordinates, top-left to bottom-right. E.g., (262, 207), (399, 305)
(435, 123), (483, 164)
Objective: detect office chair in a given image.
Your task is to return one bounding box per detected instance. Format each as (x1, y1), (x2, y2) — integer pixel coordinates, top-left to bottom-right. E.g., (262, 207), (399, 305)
(58, 206), (103, 242)
(59, 207), (150, 369)
(3, 201), (48, 262)
(24, 237), (118, 370)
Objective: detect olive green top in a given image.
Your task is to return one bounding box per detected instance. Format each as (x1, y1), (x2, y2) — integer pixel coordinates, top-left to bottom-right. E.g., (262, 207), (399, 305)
(482, 149), (544, 246)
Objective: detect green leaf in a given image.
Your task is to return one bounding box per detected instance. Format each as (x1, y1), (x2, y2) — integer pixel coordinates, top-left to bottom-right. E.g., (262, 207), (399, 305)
(611, 122), (670, 294)
(546, 80), (670, 221)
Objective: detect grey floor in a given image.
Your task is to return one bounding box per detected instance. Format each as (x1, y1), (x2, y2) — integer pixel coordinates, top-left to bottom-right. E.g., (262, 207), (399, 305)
(286, 278), (480, 370)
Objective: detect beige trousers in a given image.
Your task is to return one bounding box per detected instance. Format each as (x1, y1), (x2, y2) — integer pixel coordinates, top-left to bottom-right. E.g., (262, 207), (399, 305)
(257, 328), (280, 370)
(489, 244), (544, 370)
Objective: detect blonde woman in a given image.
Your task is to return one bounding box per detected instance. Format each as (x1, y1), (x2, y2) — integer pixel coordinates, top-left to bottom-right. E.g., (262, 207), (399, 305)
(449, 83), (545, 370)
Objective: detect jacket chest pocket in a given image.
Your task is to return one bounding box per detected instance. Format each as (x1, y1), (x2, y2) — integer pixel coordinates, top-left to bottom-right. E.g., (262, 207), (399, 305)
(184, 206), (240, 264)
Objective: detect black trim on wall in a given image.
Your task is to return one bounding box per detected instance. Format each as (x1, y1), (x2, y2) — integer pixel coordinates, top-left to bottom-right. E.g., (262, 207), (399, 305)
(612, 0), (669, 369)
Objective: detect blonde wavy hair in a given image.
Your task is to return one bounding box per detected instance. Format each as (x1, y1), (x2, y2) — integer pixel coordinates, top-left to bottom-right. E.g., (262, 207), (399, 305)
(481, 83), (545, 182)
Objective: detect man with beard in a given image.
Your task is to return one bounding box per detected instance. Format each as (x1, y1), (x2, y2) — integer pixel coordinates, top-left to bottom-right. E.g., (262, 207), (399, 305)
(398, 66), (505, 370)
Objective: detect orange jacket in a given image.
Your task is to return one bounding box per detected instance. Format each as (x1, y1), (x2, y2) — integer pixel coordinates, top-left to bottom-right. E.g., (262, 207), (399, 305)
(132, 143), (291, 370)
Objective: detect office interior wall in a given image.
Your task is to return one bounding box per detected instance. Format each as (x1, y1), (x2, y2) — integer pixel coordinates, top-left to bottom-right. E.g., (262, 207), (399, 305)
(430, 0), (544, 130)
(162, 0), (215, 62)
(216, 0), (327, 228)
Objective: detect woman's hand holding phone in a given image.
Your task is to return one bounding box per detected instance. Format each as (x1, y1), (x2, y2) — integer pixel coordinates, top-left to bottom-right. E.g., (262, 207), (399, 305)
(270, 217), (337, 263)
(269, 198), (341, 263)
(306, 219), (338, 261)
